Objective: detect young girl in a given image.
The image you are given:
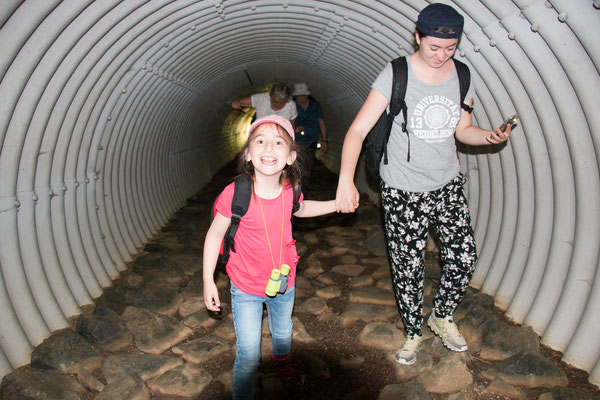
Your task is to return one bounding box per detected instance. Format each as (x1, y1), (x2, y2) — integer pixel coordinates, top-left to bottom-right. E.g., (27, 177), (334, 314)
(203, 115), (337, 399)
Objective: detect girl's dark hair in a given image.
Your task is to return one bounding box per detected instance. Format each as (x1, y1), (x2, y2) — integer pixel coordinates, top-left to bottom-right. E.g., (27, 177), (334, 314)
(236, 123), (306, 190)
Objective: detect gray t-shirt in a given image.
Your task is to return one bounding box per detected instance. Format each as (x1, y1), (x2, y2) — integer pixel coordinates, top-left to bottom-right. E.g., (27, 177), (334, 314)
(251, 93), (298, 120)
(372, 57), (474, 192)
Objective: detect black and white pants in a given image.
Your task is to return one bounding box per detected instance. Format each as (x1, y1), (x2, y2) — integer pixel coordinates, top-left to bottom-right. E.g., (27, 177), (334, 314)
(381, 174), (477, 337)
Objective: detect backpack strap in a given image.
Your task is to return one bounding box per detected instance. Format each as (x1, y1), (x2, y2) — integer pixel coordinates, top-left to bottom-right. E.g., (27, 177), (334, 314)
(384, 56), (409, 163)
(292, 183), (301, 214)
(453, 58), (473, 114)
(225, 175), (252, 254)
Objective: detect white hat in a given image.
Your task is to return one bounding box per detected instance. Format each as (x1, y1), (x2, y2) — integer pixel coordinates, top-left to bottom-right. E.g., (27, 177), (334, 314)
(293, 83), (310, 96)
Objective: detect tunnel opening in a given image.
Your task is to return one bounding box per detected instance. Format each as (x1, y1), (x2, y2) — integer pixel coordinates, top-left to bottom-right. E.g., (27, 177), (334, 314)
(0, 0), (599, 396)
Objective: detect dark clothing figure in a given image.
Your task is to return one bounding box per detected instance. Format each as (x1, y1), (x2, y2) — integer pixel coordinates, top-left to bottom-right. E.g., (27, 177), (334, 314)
(293, 83), (328, 198)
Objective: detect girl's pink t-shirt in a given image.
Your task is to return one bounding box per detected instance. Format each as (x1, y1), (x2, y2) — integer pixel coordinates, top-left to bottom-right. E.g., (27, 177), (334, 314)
(215, 181), (301, 296)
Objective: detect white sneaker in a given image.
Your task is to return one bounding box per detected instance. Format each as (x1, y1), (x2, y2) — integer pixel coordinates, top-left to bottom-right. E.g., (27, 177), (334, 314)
(394, 335), (422, 365)
(427, 312), (468, 352)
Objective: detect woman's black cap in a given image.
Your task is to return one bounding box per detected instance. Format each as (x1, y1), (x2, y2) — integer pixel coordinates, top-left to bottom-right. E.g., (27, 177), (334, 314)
(416, 3), (464, 39)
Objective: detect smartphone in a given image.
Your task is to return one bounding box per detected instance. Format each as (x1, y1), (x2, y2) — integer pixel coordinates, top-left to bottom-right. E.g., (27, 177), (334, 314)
(500, 114), (519, 132)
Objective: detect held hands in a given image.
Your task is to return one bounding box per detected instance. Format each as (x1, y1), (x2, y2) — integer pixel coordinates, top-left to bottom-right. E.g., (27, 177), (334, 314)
(335, 181), (360, 213)
(203, 281), (221, 312)
(486, 123), (512, 144)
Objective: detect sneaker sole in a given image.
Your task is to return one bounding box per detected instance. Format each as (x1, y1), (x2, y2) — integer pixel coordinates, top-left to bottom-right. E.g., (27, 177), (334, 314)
(394, 355), (417, 365)
(427, 319), (468, 352)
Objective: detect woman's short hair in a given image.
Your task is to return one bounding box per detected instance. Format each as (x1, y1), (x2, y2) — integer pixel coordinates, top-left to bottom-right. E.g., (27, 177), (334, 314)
(412, 28), (460, 52)
(270, 82), (291, 103)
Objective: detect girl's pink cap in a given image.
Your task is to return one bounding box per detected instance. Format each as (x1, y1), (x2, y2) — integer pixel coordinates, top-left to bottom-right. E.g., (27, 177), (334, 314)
(248, 114), (295, 141)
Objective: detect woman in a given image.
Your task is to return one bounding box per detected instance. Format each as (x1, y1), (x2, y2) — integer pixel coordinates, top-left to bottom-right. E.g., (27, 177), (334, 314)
(231, 82), (297, 125)
(335, 3), (512, 365)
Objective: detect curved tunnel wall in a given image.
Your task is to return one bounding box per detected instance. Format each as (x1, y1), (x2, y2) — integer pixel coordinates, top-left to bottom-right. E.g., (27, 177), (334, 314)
(0, 0), (599, 385)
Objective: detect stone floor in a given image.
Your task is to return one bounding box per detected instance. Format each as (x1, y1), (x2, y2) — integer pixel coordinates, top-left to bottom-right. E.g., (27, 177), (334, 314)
(1, 160), (599, 400)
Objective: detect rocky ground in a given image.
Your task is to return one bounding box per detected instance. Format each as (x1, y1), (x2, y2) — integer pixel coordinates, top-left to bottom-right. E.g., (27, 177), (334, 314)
(1, 161), (600, 400)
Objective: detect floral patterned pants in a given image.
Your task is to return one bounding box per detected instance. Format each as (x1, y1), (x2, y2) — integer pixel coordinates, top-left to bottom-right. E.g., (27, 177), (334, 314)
(381, 175), (477, 337)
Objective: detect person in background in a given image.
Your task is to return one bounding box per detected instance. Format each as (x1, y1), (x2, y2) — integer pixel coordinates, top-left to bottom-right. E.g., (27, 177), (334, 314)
(293, 82), (328, 198)
(231, 82), (298, 124)
(335, 3), (512, 366)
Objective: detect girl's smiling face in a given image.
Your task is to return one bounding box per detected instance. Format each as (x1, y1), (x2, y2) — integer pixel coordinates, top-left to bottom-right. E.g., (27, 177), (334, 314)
(245, 123), (296, 178)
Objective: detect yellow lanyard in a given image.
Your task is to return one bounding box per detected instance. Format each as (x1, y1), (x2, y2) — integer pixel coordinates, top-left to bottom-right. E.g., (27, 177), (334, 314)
(256, 184), (285, 271)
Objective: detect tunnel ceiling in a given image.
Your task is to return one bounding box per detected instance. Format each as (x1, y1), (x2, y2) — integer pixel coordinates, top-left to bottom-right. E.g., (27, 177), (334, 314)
(0, 0), (599, 386)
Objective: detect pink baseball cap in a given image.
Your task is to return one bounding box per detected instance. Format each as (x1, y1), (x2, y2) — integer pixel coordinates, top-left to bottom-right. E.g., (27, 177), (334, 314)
(248, 114), (295, 141)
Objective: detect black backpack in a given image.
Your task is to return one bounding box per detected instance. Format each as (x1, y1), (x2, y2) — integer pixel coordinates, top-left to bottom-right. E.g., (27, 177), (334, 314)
(212, 175), (301, 264)
(364, 56), (472, 180)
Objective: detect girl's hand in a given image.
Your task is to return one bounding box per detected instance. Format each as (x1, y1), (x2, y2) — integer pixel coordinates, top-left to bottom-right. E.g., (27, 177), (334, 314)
(231, 100), (241, 109)
(486, 124), (511, 144)
(203, 281), (221, 312)
(336, 181), (360, 213)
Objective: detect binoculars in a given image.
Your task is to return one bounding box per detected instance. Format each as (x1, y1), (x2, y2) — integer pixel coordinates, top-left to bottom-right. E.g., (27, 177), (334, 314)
(265, 264), (290, 297)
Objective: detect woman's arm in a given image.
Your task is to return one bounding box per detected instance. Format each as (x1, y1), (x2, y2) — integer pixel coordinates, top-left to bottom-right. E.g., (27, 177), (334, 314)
(293, 200), (337, 218)
(336, 89), (389, 213)
(455, 99), (512, 145)
(203, 212), (230, 311)
(231, 96), (253, 109)
(318, 119), (328, 153)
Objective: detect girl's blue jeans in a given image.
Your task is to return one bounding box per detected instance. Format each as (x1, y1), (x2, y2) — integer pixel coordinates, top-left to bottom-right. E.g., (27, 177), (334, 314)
(230, 280), (295, 400)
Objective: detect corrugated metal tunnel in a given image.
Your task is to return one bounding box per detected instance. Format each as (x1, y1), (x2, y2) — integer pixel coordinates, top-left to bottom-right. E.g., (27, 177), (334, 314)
(0, 0), (599, 386)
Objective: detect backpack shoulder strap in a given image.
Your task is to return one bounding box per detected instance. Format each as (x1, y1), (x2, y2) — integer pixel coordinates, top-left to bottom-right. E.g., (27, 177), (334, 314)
(226, 175), (252, 253)
(453, 58), (473, 114)
(389, 56), (408, 118)
(387, 56), (410, 162)
(292, 183), (301, 214)
(231, 175), (252, 217)
(381, 57), (409, 163)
